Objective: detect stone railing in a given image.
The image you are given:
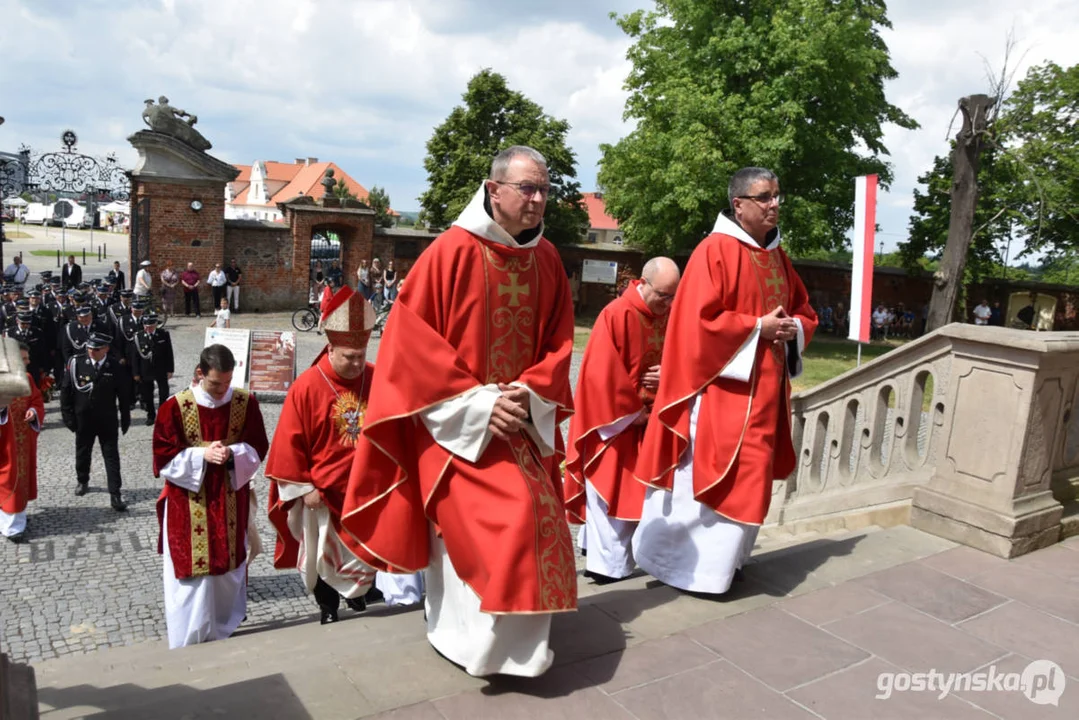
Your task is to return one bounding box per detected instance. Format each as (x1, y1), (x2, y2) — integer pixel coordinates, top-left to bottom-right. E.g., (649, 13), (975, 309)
(767, 324), (1079, 558)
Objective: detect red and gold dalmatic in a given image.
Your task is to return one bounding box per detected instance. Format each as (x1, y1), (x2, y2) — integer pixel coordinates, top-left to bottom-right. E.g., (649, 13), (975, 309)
(0, 374), (45, 516)
(563, 280), (667, 523)
(635, 227), (818, 525)
(154, 389), (269, 578)
(340, 226), (577, 614)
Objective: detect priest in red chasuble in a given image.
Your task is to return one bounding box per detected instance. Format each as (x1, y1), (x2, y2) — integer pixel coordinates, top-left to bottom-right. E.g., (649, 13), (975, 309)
(633, 167), (818, 595)
(341, 146), (577, 678)
(0, 345), (44, 544)
(265, 287), (424, 625)
(564, 258), (680, 583)
(153, 344), (269, 649)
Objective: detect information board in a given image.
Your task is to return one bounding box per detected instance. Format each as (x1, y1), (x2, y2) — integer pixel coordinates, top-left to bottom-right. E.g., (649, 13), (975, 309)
(581, 259), (618, 285)
(248, 330), (297, 392)
(203, 328), (251, 389)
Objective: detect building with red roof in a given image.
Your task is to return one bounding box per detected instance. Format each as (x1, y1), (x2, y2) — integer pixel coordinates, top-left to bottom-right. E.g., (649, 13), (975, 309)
(226, 157), (392, 222)
(580, 192), (624, 246)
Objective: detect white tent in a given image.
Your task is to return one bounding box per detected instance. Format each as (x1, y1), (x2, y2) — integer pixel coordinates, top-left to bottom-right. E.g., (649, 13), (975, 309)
(100, 200), (130, 213)
(2, 197), (28, 207)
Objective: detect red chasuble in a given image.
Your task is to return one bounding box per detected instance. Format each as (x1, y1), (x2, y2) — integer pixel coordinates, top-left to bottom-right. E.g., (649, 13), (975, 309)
(0, 374), (44, 515)
(265, 354), (374, 569)
(564, 280), (667, 523)
(340, 225), (578, 614)
(635, 230), (817, 525)
(153, 389), (269, 579)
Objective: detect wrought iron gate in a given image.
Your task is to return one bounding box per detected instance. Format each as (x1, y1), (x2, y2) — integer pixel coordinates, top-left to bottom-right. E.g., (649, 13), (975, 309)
(130, 197), (151, 266)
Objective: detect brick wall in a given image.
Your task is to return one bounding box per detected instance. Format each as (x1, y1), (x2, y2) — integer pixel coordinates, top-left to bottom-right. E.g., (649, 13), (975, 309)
(136, 179), (227, 278)
(222, 220), (292, 311)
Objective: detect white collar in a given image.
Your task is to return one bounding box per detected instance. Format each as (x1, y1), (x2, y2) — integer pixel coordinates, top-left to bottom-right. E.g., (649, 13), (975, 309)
(712, 211), (782, 251)
(192, 382), (233, 408)
(452, 183), (544, 249)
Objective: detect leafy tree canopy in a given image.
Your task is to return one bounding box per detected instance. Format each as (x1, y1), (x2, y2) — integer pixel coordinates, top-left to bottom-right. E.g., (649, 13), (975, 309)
(597, 0), (916, 255)
(418, 69), (588, 245)
(902, 62), (1078, 273)
(367, 185), (394, 228)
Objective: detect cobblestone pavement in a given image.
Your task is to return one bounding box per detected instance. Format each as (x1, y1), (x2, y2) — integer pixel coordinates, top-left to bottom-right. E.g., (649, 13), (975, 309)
(0, 312), (585, 664)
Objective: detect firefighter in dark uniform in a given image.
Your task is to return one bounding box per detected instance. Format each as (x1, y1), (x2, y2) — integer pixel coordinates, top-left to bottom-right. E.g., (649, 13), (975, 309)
(129, 313), (173, 425)
(7, 310), (46, 386)
(60, 305), (109, 365)
(27, 289), (56, 380)
(117, 298), (148, 408)
(60, 332), (130, 511)
(0, 286), (18, 332)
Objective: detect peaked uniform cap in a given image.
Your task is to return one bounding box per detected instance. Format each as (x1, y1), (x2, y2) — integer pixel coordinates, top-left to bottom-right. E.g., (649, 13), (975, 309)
(322, 286), (376, 349)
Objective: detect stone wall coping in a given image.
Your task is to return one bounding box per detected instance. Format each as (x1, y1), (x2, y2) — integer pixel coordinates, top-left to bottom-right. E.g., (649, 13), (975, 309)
(223, 218), (287, 230)
(283, 204), (375, 217)
(127, 130), (240, 182)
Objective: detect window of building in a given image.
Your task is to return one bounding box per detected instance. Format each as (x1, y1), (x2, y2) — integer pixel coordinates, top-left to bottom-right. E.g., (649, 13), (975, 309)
(587, 232), (598, 243)
(613, 235), (623, 245)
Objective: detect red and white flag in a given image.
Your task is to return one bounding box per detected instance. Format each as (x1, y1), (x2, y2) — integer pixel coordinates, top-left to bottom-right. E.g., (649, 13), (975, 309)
(848, 175), (877, 343)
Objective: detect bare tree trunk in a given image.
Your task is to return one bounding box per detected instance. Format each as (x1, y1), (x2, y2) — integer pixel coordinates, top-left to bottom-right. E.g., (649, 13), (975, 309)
(926, 94), (994, 333)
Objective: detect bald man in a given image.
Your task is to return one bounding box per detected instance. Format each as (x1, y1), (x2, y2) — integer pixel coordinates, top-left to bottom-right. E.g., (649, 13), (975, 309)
(564, 257), (680, 582)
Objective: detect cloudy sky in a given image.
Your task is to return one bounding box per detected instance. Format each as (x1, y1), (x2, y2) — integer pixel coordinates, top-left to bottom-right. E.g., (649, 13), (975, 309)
(2, 0), (1076, 252)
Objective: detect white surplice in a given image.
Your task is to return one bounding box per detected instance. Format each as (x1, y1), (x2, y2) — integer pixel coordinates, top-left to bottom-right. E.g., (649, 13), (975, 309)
(631, 213), (804, 595)
(276, 481), (377, 600)
(411, 184), (561, 678)
(580, 412), (642, 579)
(159, 384), (264, 649)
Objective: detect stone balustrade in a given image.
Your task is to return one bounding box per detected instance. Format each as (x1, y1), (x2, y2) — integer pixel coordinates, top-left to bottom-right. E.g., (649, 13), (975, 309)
(768, 324), (1079, 558)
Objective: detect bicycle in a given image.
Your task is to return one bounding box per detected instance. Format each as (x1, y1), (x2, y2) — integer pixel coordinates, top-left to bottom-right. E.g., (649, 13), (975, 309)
(142, 291), (170, 329)
(372, 296), (394, 337)
(292, 302), (319, 332)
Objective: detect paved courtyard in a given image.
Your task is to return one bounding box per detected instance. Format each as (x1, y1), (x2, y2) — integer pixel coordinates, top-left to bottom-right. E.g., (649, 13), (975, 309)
(0, 310), (583, 664)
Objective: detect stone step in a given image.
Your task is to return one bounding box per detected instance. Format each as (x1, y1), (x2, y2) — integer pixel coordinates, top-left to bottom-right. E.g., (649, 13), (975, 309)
(1060, 500), (1079, 540)
(34, 525), (958, 720)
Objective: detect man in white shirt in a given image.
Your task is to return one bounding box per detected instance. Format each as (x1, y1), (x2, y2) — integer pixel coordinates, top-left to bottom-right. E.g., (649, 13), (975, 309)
(134, 260), (153, 298)
(972, 299), (992, 326)
(4, 256), (30, 290)
(207, 263), (228, 310)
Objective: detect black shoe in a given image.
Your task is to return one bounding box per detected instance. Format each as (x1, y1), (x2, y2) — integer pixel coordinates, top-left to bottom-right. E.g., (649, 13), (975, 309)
(733, 568), (746, 583)
(320, 608), (339, 625)
(74, 483), (89, 497)
(363, 586), (385, 604)
(345, 596), (367, 613)
(583, 569), (627, 585)
(6, 532), (26, 544)
(145, 415), (155, 426)
(110, 495), (128, 512)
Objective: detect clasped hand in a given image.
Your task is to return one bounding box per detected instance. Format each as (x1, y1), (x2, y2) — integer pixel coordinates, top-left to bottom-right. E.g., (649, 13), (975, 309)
(204, 440), (232, 465)
(761, 306), (798, 343)
(488, 383), (531, 441)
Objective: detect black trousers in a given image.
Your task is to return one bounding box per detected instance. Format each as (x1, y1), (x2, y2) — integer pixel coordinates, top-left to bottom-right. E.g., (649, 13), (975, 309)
(75, 417), (122, 494)
(211, 285), (226, 308)
(141, 373), (170, 417)
(184, 290), (200, 316)
(313, 577), (340, 612)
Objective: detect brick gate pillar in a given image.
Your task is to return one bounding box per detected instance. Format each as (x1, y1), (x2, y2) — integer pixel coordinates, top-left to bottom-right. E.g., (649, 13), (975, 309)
(127, 129), (239, 293)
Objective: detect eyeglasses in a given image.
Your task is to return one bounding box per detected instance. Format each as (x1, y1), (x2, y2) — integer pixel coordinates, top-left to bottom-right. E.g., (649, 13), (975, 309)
(495, 181), (551, 199)
(737, 193), (784, 206)
(645, 279), (676, 301)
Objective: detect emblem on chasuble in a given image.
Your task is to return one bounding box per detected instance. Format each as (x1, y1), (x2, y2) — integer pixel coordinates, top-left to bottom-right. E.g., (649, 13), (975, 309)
(483, 246), (538, 384)
(331, 391), (365, 447)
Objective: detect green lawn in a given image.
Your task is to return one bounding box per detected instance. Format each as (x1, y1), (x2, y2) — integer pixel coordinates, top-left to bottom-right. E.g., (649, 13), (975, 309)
(792, 335), (902, 393)
(28, 249), (63, 258)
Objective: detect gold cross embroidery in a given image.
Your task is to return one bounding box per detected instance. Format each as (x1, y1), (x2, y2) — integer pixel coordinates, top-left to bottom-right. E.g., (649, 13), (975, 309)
(765, 268), (784, 296)
(498, 272), (530, 307)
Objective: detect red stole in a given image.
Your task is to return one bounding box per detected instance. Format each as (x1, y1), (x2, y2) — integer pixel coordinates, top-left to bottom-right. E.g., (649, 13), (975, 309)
(265, 355), (373, 569)
(0, 374), (44, 514)
(564, 281), (667, 522)
(635, 233), (818, 524)
(153, 389), (269, 579)
(340, 225), (577, 614)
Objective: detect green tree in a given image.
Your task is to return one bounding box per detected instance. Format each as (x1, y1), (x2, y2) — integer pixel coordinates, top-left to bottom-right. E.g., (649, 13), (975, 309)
(901, 149), (1016, 282)
(597, 0), (916, 255)
(996, 62), (1079, 254)
(418, 69), (589, 245)
(333, 177), (356, 201)
(367, 185), (394, 228)
(901, 62), (1078, 278)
